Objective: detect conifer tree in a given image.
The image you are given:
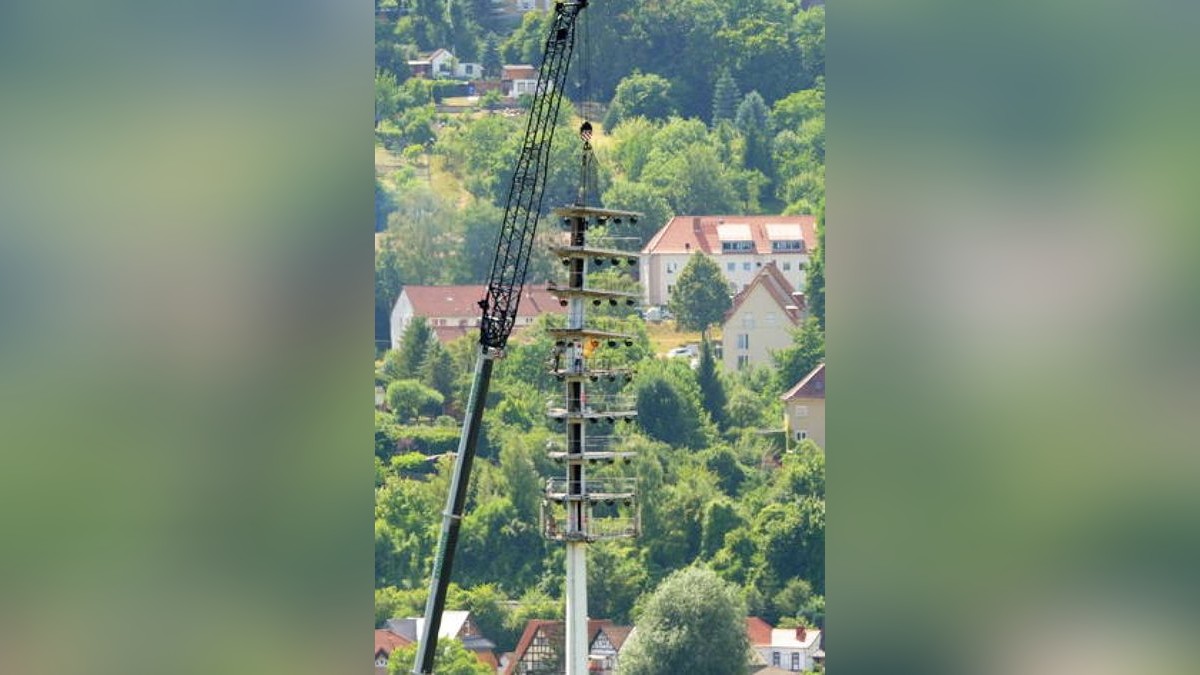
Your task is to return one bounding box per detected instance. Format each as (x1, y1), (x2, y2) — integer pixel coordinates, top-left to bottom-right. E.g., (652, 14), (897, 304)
(711, 68), (740, 124)
(805, 202), (825, 329)
(396, 317), (434, 380)
(697, 338), (727, 430)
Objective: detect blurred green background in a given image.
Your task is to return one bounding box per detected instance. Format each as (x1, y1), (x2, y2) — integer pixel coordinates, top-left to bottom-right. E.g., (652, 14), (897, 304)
(0, 2), (374, 674)
(832, 1), (1200, 673)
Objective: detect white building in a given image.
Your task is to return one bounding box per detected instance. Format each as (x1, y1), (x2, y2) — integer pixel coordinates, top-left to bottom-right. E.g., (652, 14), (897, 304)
(390, 284), (563, 348)
(639, 215), (817, 307)
(406, 48), (483, 80)
(501, 64), (540, 98)
(722, 263), (805, 371)
(752, 626), (823, 673)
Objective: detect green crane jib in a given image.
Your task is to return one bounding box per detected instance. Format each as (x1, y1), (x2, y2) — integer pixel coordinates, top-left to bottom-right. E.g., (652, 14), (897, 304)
(413, 2), (589, 672)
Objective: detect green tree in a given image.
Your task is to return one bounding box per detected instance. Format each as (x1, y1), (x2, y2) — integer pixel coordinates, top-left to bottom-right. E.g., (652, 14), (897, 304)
(388, 638), (492, 675)
(795, 7), (825, 90)
(587, 541), (649, 624)
(601, 178), (672, 243)
(503, 587), (563, 636)
(772, 85), (824, 132)
(805, 203), (825, 329)
(710, 68), (740, 124)
(773, 317), (824, 391)
(386, 379), (444, 423)
(482, 33), (502, 79)
(376, 248), (404, 348)
(376, 69), (402, 124)
(396, 317), (435, 379)
(619, 566), (749, 675)
(450, 201), (502, 283)
(696, 338), (727, 429)
(668, 253), (732, 334)
(632, 358), (710, 450)
(603, 71), (677, 131)
(735, 91), (774, 175)
(420, 339), (456, 409)
(700, 498), (743, 559)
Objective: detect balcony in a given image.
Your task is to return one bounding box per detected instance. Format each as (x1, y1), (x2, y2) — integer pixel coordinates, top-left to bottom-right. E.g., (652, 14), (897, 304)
(546, 435), (637, 464)
(544, 476), (637, 502)
(541, 499), (640, 542)
(546, 394), (637, 421)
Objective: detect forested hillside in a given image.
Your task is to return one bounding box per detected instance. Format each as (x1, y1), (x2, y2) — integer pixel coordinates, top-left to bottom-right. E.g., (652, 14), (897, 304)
(374, 0), (826, 658)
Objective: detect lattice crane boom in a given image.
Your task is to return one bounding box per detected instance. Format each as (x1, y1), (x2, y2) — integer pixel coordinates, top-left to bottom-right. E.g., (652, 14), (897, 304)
(413, 3), (588, 673)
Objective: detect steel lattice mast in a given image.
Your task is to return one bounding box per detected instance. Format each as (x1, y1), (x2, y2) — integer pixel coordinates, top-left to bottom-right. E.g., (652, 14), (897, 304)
(543, 197), (642, 675)
(412, 3), (589, 673)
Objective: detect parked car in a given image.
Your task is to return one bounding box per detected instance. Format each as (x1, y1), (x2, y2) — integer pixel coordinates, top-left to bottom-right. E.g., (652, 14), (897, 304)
(666, 344), (698, 359)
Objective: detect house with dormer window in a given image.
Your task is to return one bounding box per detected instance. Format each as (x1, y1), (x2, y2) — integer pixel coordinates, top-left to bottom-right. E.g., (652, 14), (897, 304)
(640, 215), (816, 307)
(722, 263), (806, 371)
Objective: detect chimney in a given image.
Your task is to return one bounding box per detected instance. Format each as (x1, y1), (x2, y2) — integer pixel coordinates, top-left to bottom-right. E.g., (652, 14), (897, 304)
(795, 626), (807, 642)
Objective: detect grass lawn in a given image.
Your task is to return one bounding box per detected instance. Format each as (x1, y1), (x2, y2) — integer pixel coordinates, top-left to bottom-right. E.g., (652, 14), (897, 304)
(645, 320), (717, 356)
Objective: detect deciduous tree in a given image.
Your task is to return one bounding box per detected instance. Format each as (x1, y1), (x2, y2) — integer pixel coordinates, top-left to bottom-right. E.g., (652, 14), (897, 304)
(773, 316), (824, 391)
(619, 566), (749, 675)
(388, 638), (492, 675)
(668, 253), (732, 334)
(603, 71), (677, 131)
(386, 379), (444, 423)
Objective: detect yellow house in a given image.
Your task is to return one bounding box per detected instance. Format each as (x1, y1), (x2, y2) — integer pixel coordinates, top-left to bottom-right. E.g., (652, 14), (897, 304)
(782, 363), (825, 449)
(721, 263), (806, 371)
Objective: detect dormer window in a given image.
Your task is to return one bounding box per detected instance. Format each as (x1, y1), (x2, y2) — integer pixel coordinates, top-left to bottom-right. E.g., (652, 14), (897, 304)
(765, 223), (805, 253)
(717, 223), (754, 253)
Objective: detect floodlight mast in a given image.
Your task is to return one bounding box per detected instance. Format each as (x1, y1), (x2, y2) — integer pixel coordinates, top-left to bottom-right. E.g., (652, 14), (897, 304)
(412, 2), (588, 673)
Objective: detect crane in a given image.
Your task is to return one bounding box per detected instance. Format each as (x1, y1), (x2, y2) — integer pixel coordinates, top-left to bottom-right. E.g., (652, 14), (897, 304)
(412, 2), (590, 672)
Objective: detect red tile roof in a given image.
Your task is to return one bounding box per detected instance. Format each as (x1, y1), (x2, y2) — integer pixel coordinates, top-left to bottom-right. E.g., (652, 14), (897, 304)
(746, 617), (774, 646)
(402, 285), (564, 321)
(374, 628), (412, 658)
(782, 362), (825, 401)
(723, 262), (805, 326)
(642, 215), (816, 256)
(600, 624), (633, 650)
(502, 64), (538, 80)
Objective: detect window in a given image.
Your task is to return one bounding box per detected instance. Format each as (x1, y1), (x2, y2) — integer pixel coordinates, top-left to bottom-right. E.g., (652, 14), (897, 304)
(667, 261), (677, 273)
(756, 261), (763, 267)
(727, 262), (736, 272)
(737, 333), (749, 350)
(792, 652), (801, 670)
(742, 262), (751, 271)
(783, 261), (792, 271)
(742, 312), (755, 329)
(738, 354), (750, 369)
(766, 312), (777, 326)
(772, 652), (781, 666)
(667, 284), (674, 295)
(375, 656), (388, 668)
(795, 430), (808, 441)
(721, 240), (754, 252)
(771, 239), (804, 252)
(794, 405), (809, 417)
